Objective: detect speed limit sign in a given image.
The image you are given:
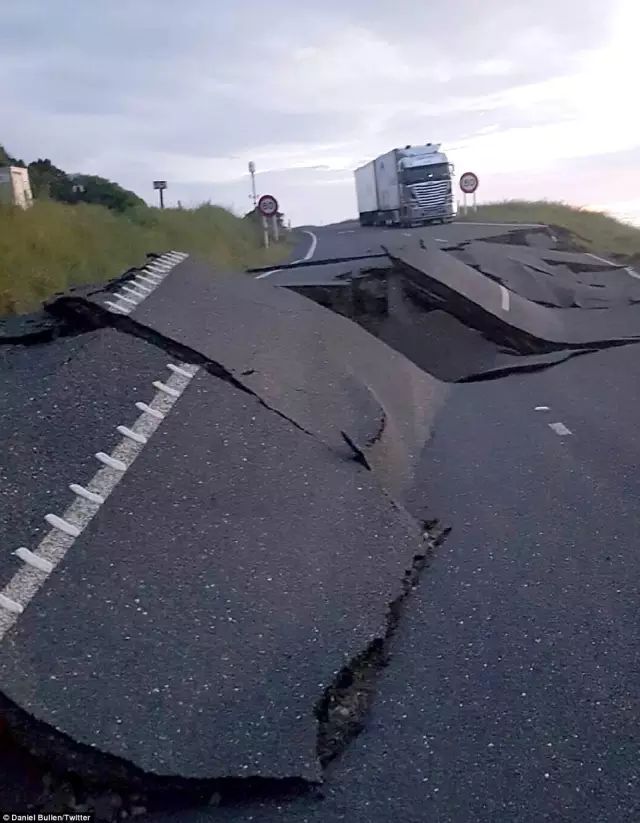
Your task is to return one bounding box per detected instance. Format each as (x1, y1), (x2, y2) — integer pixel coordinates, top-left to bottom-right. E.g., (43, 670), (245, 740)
(459, 172), (479, 194)
(258, 194), (279, 217)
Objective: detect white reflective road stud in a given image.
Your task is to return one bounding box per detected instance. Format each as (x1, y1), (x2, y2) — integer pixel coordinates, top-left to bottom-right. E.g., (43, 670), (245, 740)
(135, 402), (164, 420)
(153, 380), (180, 398)
(104, 301), (129, 314)
(44, 514), (81, 538)
(0, 594), (23, 614)
(69, 484), (105, 504)
(117, 425), (148, 444)
(167, 363), (194, 378)
(15, 548), (54, 573)
(95, 452), (127, 471)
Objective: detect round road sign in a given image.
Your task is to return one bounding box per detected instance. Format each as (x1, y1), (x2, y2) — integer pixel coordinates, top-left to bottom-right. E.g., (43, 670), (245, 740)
(258, 194), (279, 217)
(459, 172), (479, 194)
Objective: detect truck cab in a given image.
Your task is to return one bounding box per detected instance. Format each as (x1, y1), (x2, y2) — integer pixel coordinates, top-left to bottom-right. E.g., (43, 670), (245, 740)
(355, 143), (456, 228)
(396, 145), (456, 226)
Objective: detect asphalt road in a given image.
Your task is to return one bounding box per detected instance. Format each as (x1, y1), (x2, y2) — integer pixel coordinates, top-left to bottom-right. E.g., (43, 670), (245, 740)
(149, 224), (640, 822)
(0, 330), (169, 586)
(0, 368), (424, 781)
(164, 343), (640, 823)
(261, 219), (552, 285)
(2, 220), (640, 821)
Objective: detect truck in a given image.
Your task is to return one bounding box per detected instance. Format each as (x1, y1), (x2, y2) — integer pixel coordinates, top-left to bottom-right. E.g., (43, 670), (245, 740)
(354, 143), (455, 227)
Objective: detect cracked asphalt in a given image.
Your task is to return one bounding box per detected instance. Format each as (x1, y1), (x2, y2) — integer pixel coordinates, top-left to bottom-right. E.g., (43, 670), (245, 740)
(1, 219), (640, 821)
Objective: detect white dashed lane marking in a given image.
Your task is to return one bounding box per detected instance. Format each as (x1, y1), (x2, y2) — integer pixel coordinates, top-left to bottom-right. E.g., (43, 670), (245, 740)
(534, 407), (572, 436)
(499, 284), (510, 311)
(549, 422), (572, 436)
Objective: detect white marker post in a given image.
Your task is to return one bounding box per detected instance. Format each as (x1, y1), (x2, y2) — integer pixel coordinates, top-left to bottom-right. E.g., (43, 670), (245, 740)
(262, 216), (270, 248)
(272, 215), (280, 243)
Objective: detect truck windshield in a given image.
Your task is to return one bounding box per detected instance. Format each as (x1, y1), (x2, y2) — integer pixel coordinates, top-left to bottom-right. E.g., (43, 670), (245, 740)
(401, 163), (451, 185)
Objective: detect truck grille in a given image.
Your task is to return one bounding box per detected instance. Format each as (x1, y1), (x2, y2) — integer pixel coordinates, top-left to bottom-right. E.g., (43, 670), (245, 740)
(409, 181), (451, 209)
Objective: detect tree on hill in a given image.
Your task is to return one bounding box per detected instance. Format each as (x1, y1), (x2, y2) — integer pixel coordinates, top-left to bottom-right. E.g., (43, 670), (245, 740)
(66, 175), (145, 212)
(27, 158), (71, 199)
(0, 144), (25, 167)
(2, 143), (143, 211)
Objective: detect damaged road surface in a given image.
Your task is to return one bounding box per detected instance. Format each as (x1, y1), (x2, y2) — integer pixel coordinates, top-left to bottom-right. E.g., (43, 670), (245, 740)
(0, 251), (444, 806)
(3, 221), (640, 823)
(0, 368), (424, 781)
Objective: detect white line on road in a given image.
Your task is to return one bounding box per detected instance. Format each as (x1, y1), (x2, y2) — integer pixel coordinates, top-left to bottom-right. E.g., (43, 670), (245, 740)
(458, 221), (545, 228)
(587, 252), (640, 280)
(535, 406), (550, 411)
(0, 363), (200, 637)
(586, 252), (616, 267)
(255, 229), (317, 279)
(499, 284), (510, 311)
(300, 229), (317, 260)
(549, 422), (572, 436)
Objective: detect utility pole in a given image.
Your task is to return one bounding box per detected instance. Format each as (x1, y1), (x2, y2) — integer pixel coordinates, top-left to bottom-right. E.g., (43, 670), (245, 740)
(248, 161), (257, 209)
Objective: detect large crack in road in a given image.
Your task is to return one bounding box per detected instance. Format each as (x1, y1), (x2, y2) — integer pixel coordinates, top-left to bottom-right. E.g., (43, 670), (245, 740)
(2, 229), (640, 820)
(0, 254), (446, 818)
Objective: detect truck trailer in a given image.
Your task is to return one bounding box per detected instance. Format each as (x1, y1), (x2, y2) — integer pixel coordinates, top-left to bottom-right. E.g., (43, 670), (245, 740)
(354, 144), (455, 227)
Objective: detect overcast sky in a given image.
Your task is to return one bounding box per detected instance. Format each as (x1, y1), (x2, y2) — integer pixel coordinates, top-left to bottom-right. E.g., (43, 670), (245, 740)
(1, 0), (639, 225)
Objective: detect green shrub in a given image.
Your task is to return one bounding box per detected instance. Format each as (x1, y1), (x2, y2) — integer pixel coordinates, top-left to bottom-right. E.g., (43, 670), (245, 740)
(0, 201), (289, 315)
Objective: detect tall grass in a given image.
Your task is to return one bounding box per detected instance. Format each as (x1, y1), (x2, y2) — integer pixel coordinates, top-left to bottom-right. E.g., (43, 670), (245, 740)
(0, 201), (289, 315)
(461, 200), (640, 261)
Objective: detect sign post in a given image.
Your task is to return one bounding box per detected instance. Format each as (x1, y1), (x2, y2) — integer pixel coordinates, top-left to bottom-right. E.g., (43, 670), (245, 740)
(153, 180), (167, 209)
(459, 172), (479, 216)
(257, 194), (279, 247)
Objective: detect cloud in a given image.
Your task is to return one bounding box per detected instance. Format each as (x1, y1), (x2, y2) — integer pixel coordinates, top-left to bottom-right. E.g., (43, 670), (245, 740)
(0, 0), (637, 224)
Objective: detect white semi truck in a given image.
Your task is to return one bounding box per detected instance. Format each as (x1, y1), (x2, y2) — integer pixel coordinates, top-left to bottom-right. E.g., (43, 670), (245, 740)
(354, 143), (455, 227)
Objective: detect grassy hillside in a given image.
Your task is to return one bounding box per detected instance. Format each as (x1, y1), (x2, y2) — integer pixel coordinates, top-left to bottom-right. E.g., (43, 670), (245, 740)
(0, 201), (289, 315)
(461, 200), (640, 263)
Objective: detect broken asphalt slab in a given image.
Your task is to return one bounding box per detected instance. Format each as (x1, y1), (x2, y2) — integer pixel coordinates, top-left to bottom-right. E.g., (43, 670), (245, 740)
(86, 257), (447, 501)
(0, 368), (425, 783)
(6, 229), (634, 801)
(449, 241), (640, 309)
(0, 255), (444, 794)
(385, 240), (640, 351)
